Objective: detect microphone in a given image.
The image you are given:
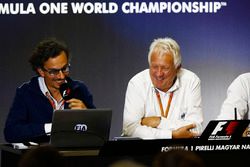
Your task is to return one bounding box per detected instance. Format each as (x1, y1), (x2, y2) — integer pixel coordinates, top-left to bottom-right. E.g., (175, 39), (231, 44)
(59, 82), (73, 100)
(234, 107), (237, 120)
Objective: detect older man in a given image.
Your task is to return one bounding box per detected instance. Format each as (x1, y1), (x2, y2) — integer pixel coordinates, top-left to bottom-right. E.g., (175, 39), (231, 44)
(122, 37), (203, 139)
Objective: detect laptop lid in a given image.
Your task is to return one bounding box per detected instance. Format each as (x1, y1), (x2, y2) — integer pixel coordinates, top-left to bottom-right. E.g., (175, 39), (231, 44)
(50, 108), (112, 148)
(200, 120), (250, 141)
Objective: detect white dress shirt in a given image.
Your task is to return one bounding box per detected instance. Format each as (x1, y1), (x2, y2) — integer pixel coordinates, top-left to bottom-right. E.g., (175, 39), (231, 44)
(122, 68), (203, 139)
(217, 73), (250, 120)
(38, 77), (64, 135)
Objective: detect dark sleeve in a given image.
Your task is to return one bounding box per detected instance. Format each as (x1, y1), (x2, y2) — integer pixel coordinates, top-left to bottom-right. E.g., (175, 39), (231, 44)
(70, 80), (96, 109)
(77, 83), (96, 109)
(4, 87), (50, 143)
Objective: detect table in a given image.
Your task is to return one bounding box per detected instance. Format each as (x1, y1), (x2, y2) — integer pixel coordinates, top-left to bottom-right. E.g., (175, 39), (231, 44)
(2, 138), (250, 167)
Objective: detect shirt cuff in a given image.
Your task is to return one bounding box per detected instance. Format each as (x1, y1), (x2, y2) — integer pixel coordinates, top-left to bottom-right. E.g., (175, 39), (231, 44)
(44, 123), (52, 136)
(158, 129), (172, 139)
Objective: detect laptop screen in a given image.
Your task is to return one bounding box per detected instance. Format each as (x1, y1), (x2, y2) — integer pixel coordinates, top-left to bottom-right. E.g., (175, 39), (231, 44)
(50, 108), (112, 148)
(200, 120), (250, 141)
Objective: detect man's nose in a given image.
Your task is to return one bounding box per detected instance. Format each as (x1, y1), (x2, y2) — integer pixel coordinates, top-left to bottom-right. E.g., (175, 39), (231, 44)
(57, 70), (66, 79)
(156, 68), (164, 76)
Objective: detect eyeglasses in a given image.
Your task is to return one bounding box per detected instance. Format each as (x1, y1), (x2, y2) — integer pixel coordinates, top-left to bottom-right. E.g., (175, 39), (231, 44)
(42, 64), (70, 76)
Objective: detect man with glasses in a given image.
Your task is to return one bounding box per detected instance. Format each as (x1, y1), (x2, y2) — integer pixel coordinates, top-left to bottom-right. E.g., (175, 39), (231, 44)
(4, 38), (95, 143)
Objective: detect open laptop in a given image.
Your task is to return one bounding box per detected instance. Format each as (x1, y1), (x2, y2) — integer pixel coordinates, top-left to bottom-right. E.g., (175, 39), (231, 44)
(200, 120), (250, 141)
(50, 108), (112, 148)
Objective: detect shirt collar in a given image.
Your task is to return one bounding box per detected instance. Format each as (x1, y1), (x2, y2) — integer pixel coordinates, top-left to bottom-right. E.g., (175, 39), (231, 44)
(38, 77), (50, 96)
(38, 77), (64, 106)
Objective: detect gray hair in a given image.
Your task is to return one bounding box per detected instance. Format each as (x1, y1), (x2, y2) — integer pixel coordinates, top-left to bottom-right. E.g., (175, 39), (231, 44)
(148, 37), (182, 68)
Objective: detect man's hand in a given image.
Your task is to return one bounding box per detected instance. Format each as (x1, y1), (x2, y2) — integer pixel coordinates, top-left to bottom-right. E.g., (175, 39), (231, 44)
(172, 124), (197, 139)
(242, 127), (250, 137)
(66, 98), (87, 109)
(141, 116), (161, 128)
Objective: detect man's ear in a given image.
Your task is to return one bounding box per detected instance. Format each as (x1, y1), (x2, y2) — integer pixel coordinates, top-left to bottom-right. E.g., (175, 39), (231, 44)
(177, 64), (182, 71)
(37, 68), (45, 77)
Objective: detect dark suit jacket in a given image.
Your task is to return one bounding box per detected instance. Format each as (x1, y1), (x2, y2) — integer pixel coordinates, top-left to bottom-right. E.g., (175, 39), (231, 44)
(4, 76), (95, 143)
